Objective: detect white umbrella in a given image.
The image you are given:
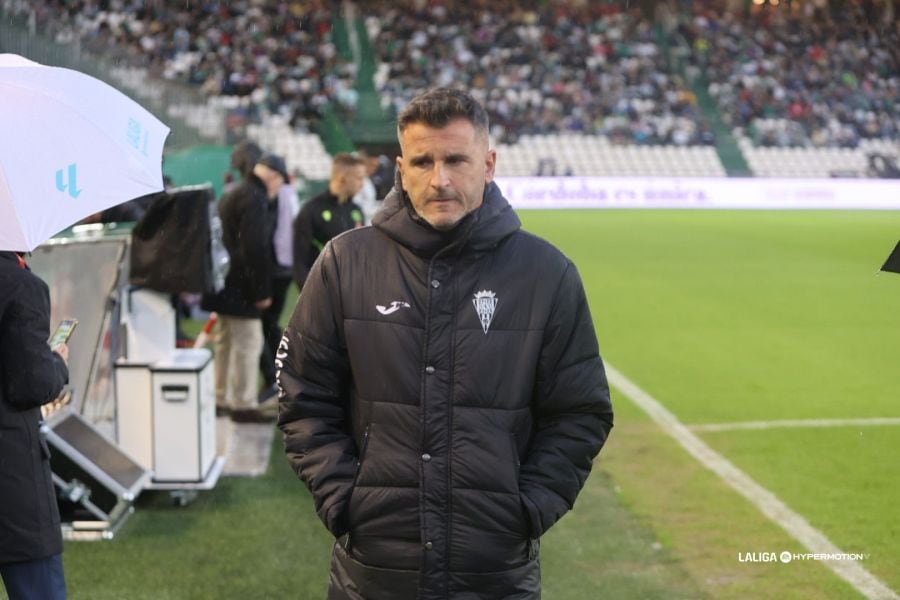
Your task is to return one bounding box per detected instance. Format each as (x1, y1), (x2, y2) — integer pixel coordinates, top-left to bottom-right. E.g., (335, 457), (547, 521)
(0, 53), (170, 251)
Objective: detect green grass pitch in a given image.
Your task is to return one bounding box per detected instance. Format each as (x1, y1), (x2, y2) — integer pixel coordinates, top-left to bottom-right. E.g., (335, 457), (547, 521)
(519, 209), (900, 596)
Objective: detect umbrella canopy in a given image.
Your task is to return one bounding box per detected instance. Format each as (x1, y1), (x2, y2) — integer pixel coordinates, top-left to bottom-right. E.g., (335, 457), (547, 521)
(0, 53), (170, 251)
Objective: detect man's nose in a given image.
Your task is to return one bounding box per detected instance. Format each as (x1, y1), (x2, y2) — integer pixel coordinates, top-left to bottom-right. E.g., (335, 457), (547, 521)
(430, 162), (450, 188)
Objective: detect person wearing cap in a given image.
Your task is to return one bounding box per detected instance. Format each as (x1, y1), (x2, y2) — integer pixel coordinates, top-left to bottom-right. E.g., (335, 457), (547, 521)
(352, 149), (393, 225)
(292, 153), (367, 289)
(252, 154), (298, 404)
(202, 141), (273, 423)
(360, 149), (395, 201)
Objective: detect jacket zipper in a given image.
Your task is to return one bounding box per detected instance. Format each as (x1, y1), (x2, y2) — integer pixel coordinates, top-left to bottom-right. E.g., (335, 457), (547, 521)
(418, 259), (435, 567)
(511, 432), (520, 478)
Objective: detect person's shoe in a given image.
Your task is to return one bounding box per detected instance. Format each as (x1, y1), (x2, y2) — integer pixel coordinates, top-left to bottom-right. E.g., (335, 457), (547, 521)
(215, 405), (231, 417)
(257, 383), (279, 405)
(230, 408), (276, 424)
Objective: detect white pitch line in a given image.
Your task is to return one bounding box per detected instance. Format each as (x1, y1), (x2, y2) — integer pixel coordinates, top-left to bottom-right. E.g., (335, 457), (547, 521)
(605, 363), (898, 600)
(690, 418), (900, 433)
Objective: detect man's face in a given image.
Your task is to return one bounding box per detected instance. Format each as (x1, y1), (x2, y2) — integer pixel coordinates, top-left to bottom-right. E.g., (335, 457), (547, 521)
(253, 163), (285, 196)
(397, 118), (496, 231)
(335, 164), (367, 200)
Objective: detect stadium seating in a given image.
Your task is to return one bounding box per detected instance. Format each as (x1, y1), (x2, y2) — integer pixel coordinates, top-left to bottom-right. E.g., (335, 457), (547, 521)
(494, 135), (726, 177)
(246, 119), (334, 180)
(738, 135), (899, 178)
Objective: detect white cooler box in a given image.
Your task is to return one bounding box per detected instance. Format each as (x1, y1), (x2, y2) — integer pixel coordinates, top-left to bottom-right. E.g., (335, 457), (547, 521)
(115, 348), (216, 482)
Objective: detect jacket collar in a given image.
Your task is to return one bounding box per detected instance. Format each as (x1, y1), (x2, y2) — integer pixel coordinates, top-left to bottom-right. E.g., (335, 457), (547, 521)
(0, 251), (27, 269)
(373, 178), (521, 258)
(316, 189), (347, 207)
(235, 173), (266, 196)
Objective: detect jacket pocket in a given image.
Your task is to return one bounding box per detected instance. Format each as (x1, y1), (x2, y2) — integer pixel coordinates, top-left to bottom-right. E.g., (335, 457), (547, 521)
(330, 539), (419, 599)
(345, 423), (373, 551)
(510, 432), (521, 481)
(512, 433), (534, 538)
(352, 424), (373, 486)
(449, 554), (541, 598)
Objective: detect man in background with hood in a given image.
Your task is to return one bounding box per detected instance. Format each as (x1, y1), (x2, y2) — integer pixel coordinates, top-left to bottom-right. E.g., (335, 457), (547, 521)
(203, 141), (272, 423)
(278, 88), (613, 599)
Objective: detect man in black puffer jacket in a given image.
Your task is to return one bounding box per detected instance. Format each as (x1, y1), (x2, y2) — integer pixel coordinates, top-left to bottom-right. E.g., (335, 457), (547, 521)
(278, 88), (613, 599)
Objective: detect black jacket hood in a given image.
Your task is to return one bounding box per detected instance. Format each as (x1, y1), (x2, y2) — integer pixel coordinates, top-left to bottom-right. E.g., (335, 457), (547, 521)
(373, 179), (521, 257)
(0, 252), (24, 307)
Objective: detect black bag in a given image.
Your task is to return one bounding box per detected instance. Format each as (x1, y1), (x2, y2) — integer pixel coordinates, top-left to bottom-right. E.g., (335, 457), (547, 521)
(129, 185), (217, 294)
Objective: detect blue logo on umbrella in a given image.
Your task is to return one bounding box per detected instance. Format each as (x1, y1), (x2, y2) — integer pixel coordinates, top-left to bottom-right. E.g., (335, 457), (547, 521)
(55, 163), (82, 198)
(127, 117), (149, 156)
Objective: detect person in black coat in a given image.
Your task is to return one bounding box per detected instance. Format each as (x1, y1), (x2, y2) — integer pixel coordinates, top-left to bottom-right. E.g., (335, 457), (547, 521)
(0, 251), (70, 600)
(252, 153), (295, 403)
(278, 88), (613, 599)
(202, 141), (273, 422)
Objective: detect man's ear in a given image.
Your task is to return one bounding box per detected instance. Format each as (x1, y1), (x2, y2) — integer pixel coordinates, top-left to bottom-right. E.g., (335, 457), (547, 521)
(484, 149), (497, 183)
(395, 155), (405, 189)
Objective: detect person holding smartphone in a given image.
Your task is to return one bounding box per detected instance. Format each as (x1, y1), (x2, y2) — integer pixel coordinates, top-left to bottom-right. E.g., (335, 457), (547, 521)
(0, 250), (70, 600)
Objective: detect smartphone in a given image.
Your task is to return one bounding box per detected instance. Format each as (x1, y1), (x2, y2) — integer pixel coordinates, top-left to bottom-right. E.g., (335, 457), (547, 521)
(48, 318), (78, 348)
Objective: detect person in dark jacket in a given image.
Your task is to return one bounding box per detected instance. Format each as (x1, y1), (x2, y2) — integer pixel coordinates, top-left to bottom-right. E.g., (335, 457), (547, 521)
(360, 149), (395, 201)
(0, 251), (70, 600)
(278, 88), (613, 599)
(291, 152), (366, 289)
(202, 141), (273, 422)
(252, 153), (296, 404)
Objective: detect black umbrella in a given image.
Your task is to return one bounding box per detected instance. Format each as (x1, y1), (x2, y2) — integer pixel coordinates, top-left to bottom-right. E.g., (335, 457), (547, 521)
(880, 241), (900, 274)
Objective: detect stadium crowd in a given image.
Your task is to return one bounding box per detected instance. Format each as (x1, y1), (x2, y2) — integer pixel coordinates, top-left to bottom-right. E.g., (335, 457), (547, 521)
(3, 0), (895, 149)
(366, 0), (714, 146)
(679, 2), (899, 147)
(1, 0), (357, 131)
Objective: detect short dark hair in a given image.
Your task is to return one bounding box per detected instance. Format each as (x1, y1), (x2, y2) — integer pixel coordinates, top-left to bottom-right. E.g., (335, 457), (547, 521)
(331, 152), (365, 181)
(231, 140), (263, 179)
(332, 152), (365, 169)
(397, 88), (489, 136)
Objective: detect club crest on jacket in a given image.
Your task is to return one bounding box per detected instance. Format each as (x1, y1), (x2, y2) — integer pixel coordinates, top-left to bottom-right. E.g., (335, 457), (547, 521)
(472, 290), (498, 334)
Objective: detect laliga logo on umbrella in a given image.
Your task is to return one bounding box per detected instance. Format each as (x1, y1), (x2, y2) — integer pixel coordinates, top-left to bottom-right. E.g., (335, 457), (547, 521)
(126, 117), (150, 156)
(55, 163), (82, 199)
